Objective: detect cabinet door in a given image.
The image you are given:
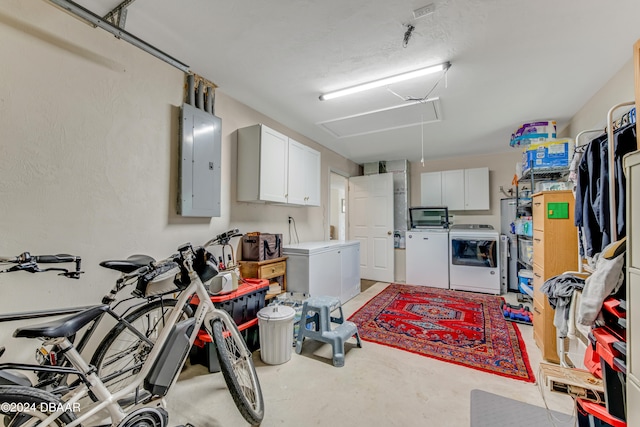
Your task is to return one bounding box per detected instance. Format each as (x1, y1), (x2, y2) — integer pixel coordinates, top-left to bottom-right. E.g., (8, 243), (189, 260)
(442, 169), (464, 210)
(287, 139), (307, 205)
(304, 146), (321, 206)
(464, 167), (489, 210)
(287, 139), (321, 206)
(259, 126), (288, 203)
(420, 172), (442, 206)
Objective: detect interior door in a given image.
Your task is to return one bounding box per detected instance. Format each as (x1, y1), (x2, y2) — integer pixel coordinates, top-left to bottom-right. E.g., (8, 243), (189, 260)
(348, 173), (394, 282)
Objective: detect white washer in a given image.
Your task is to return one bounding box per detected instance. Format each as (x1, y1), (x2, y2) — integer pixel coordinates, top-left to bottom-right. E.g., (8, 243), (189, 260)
(405, 229), (450, 289)
(448, 225), (501, 294)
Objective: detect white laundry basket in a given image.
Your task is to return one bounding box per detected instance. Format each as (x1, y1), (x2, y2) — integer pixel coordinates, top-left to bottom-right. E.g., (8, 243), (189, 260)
(257, 305), (295, 365)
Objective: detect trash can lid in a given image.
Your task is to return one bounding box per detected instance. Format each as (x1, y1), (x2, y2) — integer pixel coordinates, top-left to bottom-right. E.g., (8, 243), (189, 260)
(258, 305), (295, 321)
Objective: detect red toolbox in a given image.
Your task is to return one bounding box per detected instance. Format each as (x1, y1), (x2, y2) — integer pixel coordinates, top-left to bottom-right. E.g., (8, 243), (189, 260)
(583, 327), (627, 423)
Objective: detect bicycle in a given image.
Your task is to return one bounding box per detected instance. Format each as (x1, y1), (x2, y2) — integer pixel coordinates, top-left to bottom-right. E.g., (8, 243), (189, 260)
(0, 252), (192, 398)
(0, 235), (264, 426)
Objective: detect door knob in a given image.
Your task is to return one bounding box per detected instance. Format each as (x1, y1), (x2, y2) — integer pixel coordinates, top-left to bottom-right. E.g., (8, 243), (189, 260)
(387, 231), (392, 235)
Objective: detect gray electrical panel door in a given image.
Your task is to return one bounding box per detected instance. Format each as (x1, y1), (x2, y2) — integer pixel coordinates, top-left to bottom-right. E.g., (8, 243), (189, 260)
(179, 103), (221, 217)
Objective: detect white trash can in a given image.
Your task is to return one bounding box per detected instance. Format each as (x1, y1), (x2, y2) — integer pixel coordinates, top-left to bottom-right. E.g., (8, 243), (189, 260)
(257, 305), (296, 365)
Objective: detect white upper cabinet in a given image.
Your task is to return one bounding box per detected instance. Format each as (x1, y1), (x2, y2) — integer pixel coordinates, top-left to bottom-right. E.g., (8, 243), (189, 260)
(420, 171), (442, 206)
(288, 139), (321, 206)
(464, 167), (490, 210)
(420, 167), (489, 211)
(442, 169), (465, 210)
(237, 124), (320, 206)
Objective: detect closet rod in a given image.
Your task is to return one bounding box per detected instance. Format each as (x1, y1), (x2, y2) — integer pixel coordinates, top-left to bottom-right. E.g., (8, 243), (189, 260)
(607, 101), (635, 242)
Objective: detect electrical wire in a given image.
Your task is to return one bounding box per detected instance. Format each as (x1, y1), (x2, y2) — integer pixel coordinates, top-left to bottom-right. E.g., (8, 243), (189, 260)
(290, 216), (300, 244)
(536, 365), (580, 427)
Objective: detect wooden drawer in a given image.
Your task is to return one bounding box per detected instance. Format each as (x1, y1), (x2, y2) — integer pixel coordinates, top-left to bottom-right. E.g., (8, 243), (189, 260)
(258, 261), (286, 280)
(532, 297), (544, 349)
(532, 232), (544, 267)
(532, 195), (545, 231)
(532, 263), (545, 298)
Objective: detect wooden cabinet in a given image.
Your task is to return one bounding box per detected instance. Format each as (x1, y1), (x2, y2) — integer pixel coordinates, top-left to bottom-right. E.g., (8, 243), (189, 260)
(236, 124), (321, 206)
(420, 167), (489, 210)
(531, 190), (578, 363)
(238, 256), (287, 300)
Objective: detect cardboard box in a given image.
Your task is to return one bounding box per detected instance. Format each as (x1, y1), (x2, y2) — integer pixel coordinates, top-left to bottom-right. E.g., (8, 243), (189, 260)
(522, 138), (574, 172)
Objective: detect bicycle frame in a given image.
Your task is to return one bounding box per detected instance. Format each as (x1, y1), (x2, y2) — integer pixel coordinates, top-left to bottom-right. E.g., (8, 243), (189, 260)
(4, 249), (243, 427)
(0, 292), (176, 392)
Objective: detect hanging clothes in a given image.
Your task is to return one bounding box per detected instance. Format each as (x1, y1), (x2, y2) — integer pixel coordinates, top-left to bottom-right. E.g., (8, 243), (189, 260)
(575, 122), (637, 257)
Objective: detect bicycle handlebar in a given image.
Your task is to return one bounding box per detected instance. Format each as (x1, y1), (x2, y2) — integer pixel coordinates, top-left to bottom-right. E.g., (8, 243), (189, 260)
(204, 228), (241, 248)
(0, 252), (84, 279)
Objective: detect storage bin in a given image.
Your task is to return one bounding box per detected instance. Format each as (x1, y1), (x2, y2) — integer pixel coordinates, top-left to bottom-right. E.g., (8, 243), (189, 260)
(189, 278), (269, 372)
(190, 278), (269, 326)
(518, 239), (533, 265)
(514, 218), (533, 236)
(518, 269), (533, 296)
(190, 323), (260, 373)
(522, 138), (574, 172)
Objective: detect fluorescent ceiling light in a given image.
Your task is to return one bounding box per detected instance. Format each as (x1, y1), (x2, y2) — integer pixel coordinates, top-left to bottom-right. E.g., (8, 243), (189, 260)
(319, 62), (450, 101)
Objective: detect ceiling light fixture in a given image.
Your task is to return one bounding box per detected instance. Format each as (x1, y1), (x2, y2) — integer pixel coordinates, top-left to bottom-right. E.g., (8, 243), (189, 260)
(319, 62), (451, 101)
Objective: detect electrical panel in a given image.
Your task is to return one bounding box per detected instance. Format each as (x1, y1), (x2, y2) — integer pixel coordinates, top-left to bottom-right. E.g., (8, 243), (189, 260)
(179, 103), (221, 217)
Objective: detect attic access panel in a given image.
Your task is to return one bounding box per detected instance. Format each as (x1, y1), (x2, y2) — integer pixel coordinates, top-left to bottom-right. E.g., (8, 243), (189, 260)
(179, 103), (221, 217)
(318, 98), (441, 138)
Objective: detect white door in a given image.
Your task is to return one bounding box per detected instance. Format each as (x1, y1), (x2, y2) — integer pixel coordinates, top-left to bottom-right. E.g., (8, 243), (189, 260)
(349, 174), (394, 282)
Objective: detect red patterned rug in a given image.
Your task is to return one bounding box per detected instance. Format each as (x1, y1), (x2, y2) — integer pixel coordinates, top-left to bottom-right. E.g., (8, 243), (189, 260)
(348, 284), (535, 382)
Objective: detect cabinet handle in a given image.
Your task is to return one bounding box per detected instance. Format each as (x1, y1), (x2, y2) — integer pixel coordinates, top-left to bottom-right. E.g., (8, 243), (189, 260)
(534, 202), (541, 206)
(534, 273), (541, 278)
(534, 238), (541, 242)
(271, 268), (276, 273)
(533, 307), (541, 314)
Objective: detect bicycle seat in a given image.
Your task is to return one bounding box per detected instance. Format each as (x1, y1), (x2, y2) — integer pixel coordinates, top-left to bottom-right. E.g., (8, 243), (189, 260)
(13, 305), (109, 339)
(100, 254), (155, 273)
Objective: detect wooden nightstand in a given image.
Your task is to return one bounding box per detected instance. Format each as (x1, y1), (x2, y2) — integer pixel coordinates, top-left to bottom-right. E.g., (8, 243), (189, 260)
(238, 256), (287, 300)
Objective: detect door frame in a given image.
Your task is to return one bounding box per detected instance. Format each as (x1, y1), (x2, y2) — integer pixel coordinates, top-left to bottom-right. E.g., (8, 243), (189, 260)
(327, 168), (350, 241)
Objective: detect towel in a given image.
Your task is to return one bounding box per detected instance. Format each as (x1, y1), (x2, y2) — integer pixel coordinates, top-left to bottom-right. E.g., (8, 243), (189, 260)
(577, 240), (626, 327)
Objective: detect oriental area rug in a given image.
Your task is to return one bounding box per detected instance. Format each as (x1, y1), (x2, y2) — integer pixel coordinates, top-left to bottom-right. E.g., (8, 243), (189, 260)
(348, 284), (535, 382)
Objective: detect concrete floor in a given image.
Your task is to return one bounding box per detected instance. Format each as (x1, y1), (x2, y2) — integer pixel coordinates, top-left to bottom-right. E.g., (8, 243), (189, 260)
(167, 282), (575, 427)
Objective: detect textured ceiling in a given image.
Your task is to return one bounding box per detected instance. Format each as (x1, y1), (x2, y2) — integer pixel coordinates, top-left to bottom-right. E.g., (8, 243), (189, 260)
(66, 0), (640, 164)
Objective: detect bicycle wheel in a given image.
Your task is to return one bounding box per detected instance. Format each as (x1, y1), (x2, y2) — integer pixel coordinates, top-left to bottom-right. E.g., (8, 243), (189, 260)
(0, 385), (76, 426)
(211, 318), (264, 426)
(91, 298), (191, 393)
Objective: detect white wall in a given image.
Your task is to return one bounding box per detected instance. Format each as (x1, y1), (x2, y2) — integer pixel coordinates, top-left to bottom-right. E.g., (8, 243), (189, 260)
(0, 1), (358, 355)
(563, 59), (635, 138)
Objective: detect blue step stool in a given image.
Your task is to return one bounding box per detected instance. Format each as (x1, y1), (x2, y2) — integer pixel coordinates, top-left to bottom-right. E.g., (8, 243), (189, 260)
(295, 295), (361, 367)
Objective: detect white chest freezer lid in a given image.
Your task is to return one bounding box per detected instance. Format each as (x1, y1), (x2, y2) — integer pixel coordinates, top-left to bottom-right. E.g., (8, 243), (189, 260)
(282, 240), (359, 255)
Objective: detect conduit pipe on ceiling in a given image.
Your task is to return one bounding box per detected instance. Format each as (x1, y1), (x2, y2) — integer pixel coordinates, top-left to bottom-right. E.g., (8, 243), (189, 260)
(46, 0), (190, 73)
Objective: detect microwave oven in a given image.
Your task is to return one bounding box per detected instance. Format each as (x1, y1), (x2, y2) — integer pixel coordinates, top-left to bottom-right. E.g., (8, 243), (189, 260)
(408, 206), (449, 229)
